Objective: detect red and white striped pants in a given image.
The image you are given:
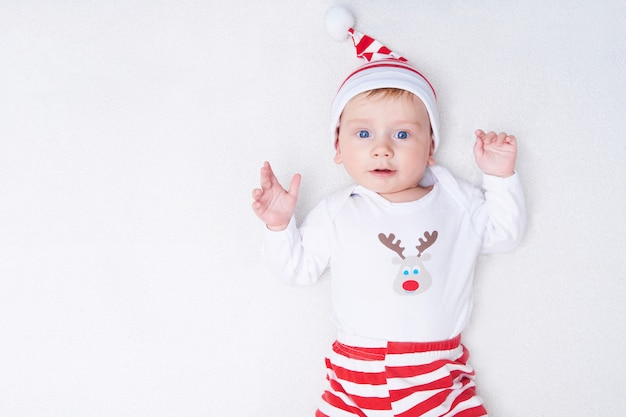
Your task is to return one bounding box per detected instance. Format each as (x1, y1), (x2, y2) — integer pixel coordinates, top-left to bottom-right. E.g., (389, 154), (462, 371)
(316, 332), (487, 417)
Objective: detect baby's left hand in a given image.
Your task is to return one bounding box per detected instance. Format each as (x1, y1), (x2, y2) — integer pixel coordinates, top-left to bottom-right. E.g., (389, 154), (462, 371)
(473, 129), (517, 177)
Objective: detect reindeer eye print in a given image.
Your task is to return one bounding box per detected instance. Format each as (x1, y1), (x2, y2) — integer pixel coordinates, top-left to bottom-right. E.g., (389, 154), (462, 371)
(403, 267), (410, 276)
(412, 268), (420, 275)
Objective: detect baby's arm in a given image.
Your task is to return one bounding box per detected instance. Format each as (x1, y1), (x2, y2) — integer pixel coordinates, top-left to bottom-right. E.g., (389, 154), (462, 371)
(472, 130), (526, 252)
(253, 162), (329, 285)
(251, 161), (301, 231)
(473, 130), (517, 177)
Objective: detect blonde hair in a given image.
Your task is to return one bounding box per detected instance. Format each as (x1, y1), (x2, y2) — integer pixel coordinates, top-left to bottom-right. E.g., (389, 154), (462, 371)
(364, 88), (414, 99)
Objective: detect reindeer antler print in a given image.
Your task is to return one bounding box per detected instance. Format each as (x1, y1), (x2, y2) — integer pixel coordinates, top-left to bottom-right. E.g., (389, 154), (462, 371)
(378, 233), (406, 260)
(379, 231), (438, 296)
(416, 231), (438, 257)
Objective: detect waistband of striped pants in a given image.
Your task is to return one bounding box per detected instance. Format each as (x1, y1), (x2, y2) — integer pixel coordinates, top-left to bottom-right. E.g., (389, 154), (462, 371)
(336, 330), (462, 353)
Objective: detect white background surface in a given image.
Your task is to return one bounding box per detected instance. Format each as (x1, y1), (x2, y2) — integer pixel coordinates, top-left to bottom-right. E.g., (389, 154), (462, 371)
(1, 1), (625, 416)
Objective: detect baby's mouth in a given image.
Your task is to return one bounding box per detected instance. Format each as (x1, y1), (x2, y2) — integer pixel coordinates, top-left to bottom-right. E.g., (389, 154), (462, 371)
(371, 168), (395, 175)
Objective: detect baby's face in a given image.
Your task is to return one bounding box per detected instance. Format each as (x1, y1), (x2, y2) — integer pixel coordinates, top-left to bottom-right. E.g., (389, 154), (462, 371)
(334, 91), (435, 202)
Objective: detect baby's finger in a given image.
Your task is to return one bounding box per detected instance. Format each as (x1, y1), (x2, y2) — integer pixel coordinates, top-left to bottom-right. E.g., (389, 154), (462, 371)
(482, 131), (498, 143)
(259, 163), (274, 190)
(496, 132), (509, 144)
(287, 174), (302, 198)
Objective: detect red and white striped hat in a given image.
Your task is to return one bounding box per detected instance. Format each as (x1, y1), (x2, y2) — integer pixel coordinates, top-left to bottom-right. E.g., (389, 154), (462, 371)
(326, 5), (441, 151)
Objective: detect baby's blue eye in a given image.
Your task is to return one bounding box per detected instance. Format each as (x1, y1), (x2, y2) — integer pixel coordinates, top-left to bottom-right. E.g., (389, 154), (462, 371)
(395, 131), (409, 140)
(358, 130), (370, 139)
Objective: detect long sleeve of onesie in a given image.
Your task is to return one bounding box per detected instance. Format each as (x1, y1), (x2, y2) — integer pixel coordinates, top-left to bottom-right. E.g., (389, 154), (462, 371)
(478, 173), (526, 253)
(261, 192), (336, 286)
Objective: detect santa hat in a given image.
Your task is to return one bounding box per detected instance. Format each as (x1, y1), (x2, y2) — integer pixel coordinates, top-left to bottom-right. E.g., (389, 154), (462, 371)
(325, 5), (441, 152)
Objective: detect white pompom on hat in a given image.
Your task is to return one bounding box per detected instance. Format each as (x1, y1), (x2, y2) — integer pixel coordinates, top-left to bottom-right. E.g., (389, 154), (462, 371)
(325, 4), (355, 41)
(326, 5), (441, 152)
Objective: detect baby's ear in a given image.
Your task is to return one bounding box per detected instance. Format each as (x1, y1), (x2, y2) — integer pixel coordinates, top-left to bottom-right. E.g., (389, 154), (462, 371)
(427, 136), (436, 166)
(333, 128), (343, 164)
(333, 139), (342, 164)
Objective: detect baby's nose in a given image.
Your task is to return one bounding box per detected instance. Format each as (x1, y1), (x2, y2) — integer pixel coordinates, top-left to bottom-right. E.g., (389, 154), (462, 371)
(371, 142), (393, 157)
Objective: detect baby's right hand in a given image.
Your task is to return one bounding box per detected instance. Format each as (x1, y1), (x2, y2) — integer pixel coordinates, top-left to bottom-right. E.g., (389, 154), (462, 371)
(251, 161), (301, 231)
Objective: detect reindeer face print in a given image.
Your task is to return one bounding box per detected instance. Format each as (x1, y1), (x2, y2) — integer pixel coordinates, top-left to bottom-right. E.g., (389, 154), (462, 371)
(378, 231), (438, 296)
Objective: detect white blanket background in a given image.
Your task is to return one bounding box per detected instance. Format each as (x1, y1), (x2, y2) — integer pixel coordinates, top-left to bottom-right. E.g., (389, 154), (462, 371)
(1, 1), (625, 416)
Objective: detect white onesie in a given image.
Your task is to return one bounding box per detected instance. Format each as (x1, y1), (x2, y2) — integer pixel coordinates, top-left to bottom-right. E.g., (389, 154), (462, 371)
(262, 165), (526, 342)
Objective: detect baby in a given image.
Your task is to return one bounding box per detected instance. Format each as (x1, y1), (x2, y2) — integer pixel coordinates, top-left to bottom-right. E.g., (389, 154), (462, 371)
(252, 7), (526, 417)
